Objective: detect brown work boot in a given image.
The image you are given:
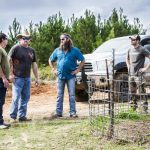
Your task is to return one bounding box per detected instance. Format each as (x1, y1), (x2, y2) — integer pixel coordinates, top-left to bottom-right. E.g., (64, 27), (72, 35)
(70, 114), (78, 118)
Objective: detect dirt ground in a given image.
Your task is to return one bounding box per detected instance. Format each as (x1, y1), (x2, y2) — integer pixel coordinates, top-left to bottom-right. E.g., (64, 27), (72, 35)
(3, 81), (89, 120)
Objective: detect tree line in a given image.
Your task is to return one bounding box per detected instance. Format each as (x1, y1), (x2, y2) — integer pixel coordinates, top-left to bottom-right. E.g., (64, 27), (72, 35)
(4, 8), (146, 66)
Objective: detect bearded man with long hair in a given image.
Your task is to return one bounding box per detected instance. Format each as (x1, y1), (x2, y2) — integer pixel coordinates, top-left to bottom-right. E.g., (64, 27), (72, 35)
(49, 33), (85, 118)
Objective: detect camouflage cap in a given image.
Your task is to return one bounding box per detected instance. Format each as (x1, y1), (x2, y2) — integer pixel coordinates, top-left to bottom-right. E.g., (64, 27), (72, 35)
(129, 35), (141, 41)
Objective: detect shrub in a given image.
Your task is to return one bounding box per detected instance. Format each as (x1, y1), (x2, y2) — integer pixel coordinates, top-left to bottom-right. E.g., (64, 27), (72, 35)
(31, 65), (56, 81)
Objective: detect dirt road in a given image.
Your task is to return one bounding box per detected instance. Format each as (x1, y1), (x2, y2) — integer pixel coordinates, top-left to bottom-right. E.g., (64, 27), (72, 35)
(3, 82), (89, 120)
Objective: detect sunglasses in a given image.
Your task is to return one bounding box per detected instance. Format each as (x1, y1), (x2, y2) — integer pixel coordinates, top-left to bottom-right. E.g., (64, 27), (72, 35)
(22, 37), (30, 41)
(131, 39), (137, 41)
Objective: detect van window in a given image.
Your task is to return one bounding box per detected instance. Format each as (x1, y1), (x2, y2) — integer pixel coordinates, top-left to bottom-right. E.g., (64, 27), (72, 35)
(144, 44), (150, 52)
(141, 38), (150, 46)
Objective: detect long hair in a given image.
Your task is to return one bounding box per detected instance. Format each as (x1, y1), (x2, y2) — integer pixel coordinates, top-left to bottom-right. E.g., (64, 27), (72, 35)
(59, 33), (73, 51)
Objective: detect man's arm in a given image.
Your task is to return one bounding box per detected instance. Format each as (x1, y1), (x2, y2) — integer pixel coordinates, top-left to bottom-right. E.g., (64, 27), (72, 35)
(139, 55), (150, 73)
(49, 59), (57, 76)
(9, 58), (15, 82)
(0, 66), (9, 88)
(8, 46), (16, 82)
(32, 62), (39, 86)
(126, 51), (130, 73)
(71, 60), (85, 75)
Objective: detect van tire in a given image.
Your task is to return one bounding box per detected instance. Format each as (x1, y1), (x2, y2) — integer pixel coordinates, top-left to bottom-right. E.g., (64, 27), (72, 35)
(75, 89), (89, 102)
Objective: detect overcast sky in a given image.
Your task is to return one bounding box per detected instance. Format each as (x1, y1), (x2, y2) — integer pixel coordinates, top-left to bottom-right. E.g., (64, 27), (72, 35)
(0, 0), (150, 34)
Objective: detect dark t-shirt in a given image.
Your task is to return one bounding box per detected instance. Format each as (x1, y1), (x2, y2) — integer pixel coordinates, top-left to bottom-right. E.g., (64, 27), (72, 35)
(127, 45), (150, 76)
(8, 44), (36, 77)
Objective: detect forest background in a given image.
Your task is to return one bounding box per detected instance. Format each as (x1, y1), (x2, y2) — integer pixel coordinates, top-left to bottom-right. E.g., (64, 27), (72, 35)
(2, 8), (147, 78)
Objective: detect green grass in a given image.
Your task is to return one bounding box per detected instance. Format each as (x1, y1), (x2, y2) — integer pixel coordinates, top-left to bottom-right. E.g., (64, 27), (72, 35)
(90, 116), (109, 130)
(0, 118), (149, 150)
(115, 109), (150, 121)
(115, 109), (140, 120)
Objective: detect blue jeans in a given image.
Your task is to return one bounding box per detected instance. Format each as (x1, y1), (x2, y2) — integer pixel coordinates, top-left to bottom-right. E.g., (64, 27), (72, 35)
(10, 77), (31, 119)
(56, 77), (76, 115)
(0, 79), (7, 124)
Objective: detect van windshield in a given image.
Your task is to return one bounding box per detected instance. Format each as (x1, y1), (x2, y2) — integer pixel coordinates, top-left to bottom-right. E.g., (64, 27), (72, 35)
(93, 37), (131, 54)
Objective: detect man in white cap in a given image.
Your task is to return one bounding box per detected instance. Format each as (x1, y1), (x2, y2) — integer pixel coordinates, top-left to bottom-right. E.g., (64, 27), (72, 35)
(9, 30), (39, 122)
(126, 35), (150, 112)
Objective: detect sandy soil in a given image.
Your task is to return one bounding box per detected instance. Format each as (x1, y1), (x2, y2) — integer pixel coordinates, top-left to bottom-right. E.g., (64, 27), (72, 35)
(3, 82), (89, 120)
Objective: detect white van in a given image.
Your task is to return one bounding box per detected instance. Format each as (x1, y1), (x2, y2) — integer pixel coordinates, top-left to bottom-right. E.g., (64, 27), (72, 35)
(76, 35), (150, 102)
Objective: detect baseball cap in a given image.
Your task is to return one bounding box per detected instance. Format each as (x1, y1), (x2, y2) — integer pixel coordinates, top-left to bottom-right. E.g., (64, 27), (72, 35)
(129, 35), (141, 41)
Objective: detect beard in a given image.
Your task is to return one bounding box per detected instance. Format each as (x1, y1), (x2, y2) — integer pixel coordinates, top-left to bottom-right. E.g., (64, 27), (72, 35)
(61, 42), (69, 50)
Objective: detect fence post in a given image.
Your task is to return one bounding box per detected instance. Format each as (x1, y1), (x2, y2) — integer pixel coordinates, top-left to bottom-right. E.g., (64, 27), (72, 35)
(108, 48), (115, 139)
(105, 59), (111, 116)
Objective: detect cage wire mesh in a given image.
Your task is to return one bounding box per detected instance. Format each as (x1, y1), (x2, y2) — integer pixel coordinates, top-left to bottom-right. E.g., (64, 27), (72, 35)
(88, 57), (150, 142)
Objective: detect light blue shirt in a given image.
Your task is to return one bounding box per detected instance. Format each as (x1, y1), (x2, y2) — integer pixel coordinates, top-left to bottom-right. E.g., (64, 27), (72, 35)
(50, 47), (84, 79)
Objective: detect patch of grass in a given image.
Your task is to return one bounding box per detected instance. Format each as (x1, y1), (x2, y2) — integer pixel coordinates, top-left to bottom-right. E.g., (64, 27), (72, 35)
(139, 114), (150, 121)
(0, 119), (100, 150)
(0, 118), (149, 150)
(115, 109), (140, 120)
(116, 109), (150, 121)
(90, 116), (109, 130)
